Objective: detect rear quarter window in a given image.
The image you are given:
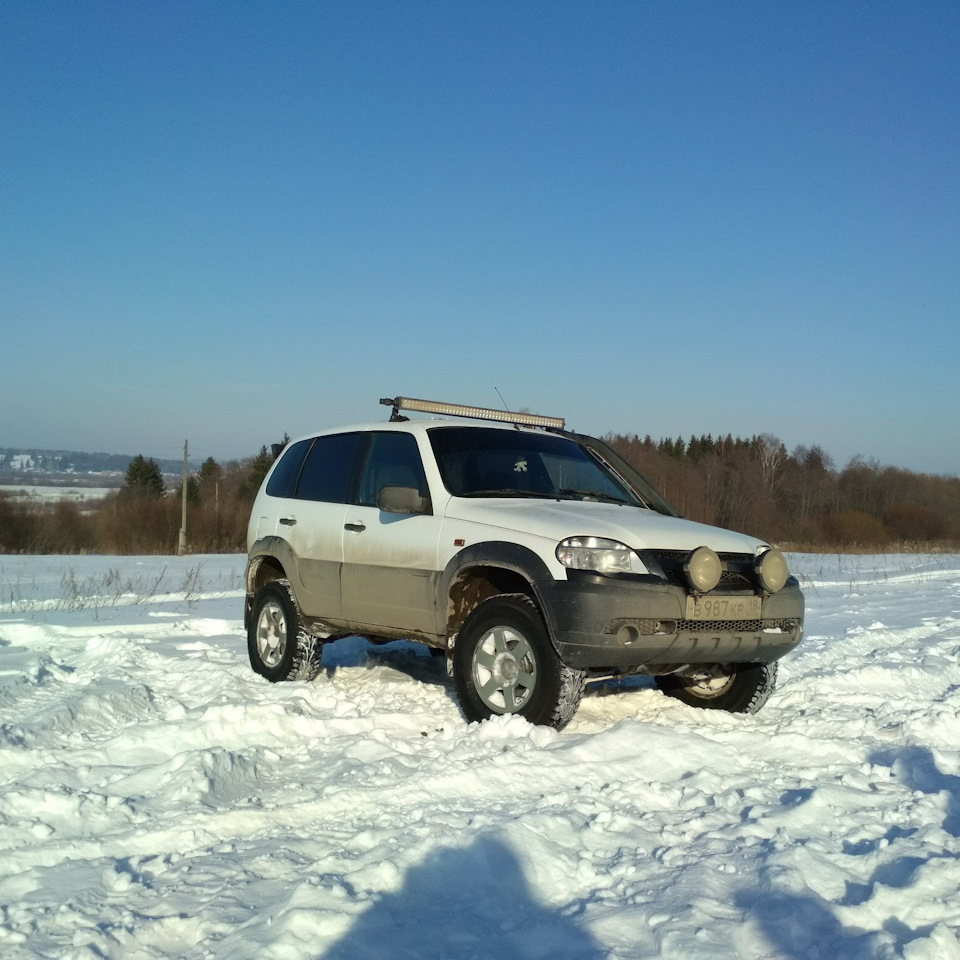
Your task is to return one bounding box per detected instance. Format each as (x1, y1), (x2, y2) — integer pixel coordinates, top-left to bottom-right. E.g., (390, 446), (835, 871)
(265, 439), (311, 498)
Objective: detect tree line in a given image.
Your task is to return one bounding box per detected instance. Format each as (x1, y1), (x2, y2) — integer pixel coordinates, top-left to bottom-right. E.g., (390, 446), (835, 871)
(0, 448), (275, 555)
(605, 432), (960, 549)
(0, 432), (957, 555)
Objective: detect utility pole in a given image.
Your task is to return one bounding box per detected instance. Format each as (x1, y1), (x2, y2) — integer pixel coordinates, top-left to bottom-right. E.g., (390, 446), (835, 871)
(178, 439), (188, 556)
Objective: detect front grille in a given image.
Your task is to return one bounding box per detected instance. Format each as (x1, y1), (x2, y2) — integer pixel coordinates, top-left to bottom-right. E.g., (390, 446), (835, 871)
(606, 617), (801, 638)
(678, 617), (800, 633)
(719, 569), (753, 589)
(648, 550), (757, 590)
(653, 550), (751, 563)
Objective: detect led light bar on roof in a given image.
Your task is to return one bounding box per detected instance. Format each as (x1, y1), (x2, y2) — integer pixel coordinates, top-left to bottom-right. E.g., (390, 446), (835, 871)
(380, 396), (565, 430)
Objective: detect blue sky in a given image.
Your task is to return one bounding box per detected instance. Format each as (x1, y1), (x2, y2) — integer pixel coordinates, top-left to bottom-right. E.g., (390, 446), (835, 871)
(2, 1), (958, 474)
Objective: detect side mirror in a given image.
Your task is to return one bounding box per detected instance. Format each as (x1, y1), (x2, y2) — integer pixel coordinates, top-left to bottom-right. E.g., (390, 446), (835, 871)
(377, 485), (430, 516)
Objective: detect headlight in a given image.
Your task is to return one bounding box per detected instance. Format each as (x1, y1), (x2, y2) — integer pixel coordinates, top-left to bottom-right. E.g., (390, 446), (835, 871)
(756, 548), (789, 593)
(684, 546), (722, 593)
(556, 537), (644, 575)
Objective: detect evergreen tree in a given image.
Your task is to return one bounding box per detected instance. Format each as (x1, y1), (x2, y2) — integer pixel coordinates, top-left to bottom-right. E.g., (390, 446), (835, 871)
(174, 475), (201, 505)
(121, 455), (165, 499)
(241, 446), (274, 499)
(197, 457), (224, 504)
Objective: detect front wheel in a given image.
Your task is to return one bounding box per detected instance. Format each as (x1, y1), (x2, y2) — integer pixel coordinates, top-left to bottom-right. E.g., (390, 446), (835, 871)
(247, 580), (323, 682)
(453, 594), (585, 729)
(655, 662), (777, 714)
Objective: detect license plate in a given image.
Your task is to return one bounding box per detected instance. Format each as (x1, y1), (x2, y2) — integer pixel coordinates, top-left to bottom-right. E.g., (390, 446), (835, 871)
(685, 595), (762, 620)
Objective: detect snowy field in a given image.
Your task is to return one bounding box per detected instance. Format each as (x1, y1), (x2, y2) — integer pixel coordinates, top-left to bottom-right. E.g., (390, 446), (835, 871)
(0, 485), (114, 505)
(1, 553), (959, 960)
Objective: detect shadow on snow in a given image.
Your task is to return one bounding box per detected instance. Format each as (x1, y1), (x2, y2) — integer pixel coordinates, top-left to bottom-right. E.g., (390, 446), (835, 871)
(320, 835), (605, 960)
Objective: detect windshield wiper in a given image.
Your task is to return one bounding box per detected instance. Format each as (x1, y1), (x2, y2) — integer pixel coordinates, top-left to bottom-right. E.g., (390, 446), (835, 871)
(555, 488), (630, 505)
(461, 489), (550, 499)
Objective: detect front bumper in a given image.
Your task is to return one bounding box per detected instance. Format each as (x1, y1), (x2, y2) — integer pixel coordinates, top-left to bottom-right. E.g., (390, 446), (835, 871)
(536, 571), (804, 671)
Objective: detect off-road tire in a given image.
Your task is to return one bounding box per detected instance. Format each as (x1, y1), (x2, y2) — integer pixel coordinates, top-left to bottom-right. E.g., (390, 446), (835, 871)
(655, 661), (777, 714)
(453, 593), (585, 730)
(247, 579), (323, 682)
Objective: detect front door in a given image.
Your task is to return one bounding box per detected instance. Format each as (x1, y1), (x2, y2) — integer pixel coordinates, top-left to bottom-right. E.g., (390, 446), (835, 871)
(340, 431), (441, 637)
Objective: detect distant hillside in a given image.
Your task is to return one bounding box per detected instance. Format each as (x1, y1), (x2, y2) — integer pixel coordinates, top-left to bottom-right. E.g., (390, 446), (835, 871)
(0, 448), (197, 481)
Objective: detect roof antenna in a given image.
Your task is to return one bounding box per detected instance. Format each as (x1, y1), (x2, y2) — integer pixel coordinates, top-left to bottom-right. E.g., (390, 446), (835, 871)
(495, 386), (524, 430)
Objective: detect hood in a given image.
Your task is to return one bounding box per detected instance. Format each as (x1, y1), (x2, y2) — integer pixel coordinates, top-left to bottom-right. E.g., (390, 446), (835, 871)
(444, 497), (765, 555)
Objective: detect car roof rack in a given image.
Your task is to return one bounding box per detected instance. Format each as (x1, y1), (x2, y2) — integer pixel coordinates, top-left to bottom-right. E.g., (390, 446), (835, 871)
(379, 396), (565, 430)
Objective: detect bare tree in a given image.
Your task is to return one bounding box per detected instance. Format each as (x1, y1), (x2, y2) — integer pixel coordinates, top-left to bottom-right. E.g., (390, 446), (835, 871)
(754, 434), (787, 497)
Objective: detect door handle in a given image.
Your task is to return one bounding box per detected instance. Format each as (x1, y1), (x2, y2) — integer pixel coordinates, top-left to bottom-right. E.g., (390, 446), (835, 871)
(344, 522), (366, 533)
(279, 517), (297, 526)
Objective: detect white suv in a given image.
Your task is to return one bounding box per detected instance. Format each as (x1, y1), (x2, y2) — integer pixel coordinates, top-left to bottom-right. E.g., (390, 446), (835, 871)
(244, 397), (804, 728)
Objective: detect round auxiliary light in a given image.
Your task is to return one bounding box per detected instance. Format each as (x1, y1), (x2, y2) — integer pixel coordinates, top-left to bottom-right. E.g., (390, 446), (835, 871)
(756, 548), (789, 593)
(685, 546), (722, 593)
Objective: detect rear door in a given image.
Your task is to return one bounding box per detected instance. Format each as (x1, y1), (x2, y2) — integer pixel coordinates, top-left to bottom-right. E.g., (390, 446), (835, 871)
(279, 432), (363, 620)
(340, 431), (441, 636)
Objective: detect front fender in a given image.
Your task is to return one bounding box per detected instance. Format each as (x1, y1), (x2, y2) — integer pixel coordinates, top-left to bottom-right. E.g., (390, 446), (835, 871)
(437, 541), (559, 642)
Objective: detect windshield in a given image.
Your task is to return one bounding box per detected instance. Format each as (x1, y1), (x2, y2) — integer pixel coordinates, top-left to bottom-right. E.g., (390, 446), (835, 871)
(428, 427), (641, 505)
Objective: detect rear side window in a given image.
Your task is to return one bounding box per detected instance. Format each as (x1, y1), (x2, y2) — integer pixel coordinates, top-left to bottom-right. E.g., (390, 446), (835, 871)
(295, 433), (362, 503)
(265, 439), (311, 498)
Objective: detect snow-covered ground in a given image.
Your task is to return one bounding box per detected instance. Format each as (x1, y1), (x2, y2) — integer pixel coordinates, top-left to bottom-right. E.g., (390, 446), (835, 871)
(1, 553), (959, 960)
(0, 485), (114, 505)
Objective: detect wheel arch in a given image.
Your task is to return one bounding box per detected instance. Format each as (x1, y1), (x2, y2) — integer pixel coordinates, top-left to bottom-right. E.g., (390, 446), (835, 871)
(438, 542), (555, 640)
(244, 543), (290, 630)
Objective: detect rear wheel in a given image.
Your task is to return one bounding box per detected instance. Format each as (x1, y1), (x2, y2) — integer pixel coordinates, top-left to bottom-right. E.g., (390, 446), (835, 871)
(453, 594), (585, 729)
(655, 662), (777, 714)
(247, 580), (323, 682)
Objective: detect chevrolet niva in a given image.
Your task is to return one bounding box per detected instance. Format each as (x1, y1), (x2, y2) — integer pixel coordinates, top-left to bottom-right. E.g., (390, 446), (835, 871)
(244, 397), (804, 728)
